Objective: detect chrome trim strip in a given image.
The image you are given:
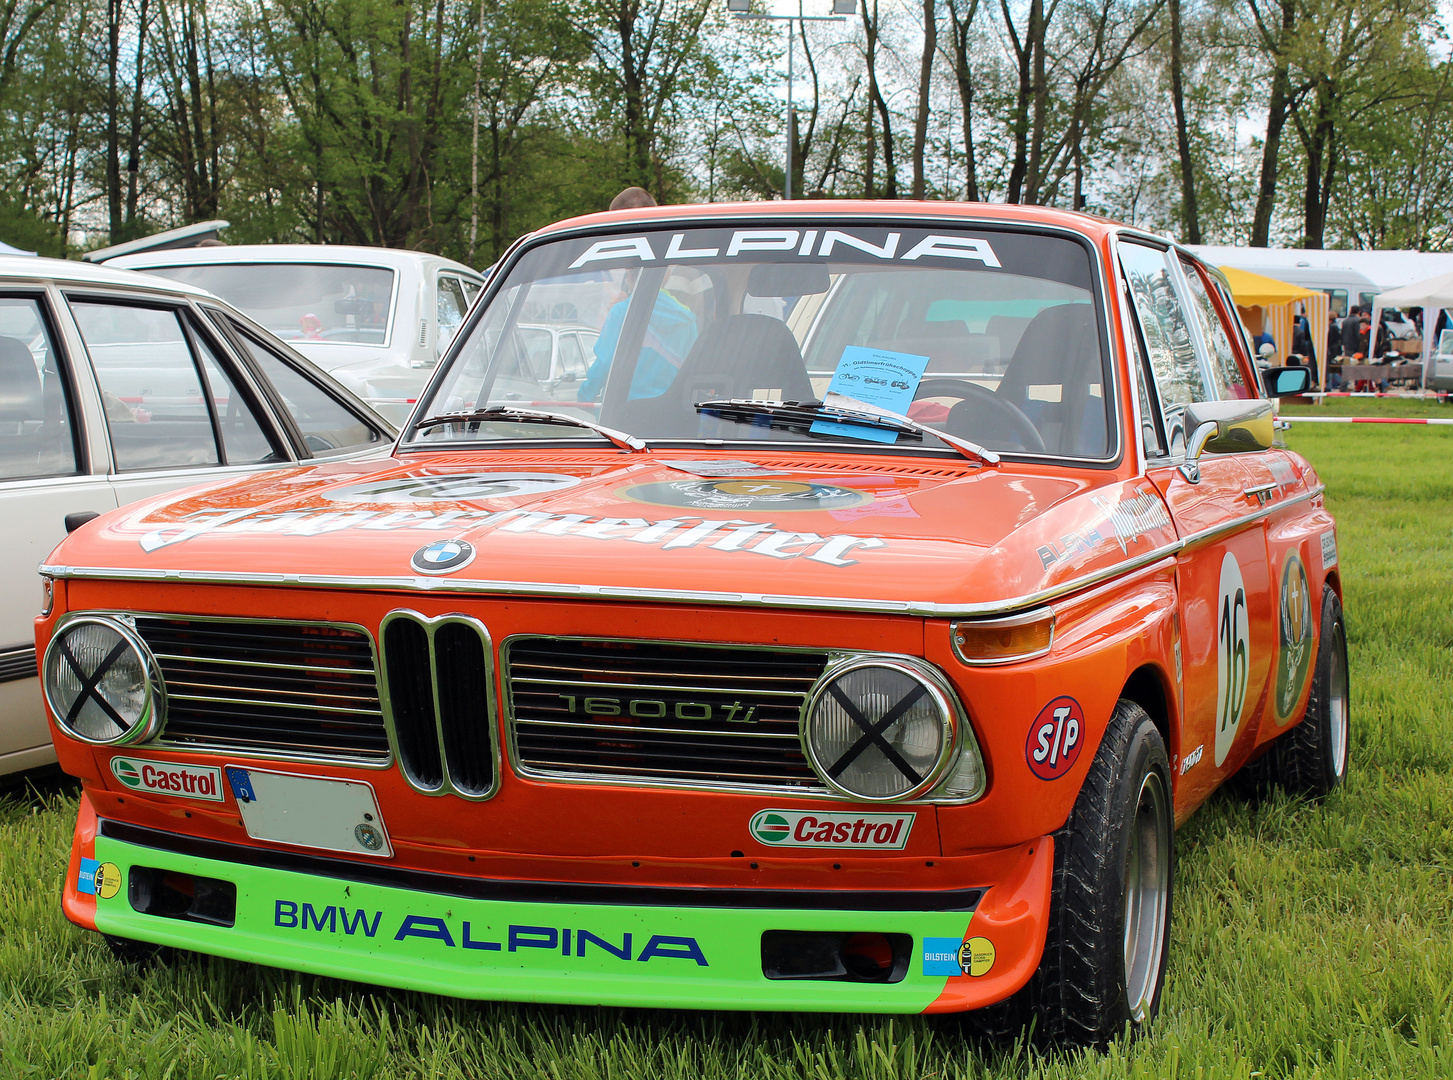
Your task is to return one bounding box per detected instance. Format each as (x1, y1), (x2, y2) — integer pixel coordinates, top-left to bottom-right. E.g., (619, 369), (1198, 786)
(378, 610), (500, 801)
(38, 484), (1322, 620)
(1177, 482), (1324, 551)
(0, 645), (36, 684)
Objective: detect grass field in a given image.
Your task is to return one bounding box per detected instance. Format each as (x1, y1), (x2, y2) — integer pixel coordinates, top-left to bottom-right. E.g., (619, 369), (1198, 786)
(3, 424), (1452, 1078)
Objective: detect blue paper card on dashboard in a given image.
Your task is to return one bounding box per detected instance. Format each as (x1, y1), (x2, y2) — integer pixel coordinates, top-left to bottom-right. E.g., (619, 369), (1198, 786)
(809, 346), (930, 443)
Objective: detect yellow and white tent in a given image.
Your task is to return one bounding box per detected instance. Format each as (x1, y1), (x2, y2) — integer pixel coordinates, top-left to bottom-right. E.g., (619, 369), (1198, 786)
(1219, 266), (1328, 388)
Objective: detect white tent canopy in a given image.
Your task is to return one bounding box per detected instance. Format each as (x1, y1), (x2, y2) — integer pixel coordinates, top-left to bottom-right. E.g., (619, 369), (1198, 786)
(1368, 271), (1453, 389)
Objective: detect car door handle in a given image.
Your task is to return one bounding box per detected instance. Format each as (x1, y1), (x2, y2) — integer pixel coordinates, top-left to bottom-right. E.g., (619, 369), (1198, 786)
(65, 511), (101, 533)
(1243, 483), (1277, 507)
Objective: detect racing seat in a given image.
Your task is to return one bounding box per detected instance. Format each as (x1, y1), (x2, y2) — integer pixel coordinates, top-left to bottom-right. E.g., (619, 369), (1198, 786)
(946, 303), (1108, 456)
(609, 314), (813, 438)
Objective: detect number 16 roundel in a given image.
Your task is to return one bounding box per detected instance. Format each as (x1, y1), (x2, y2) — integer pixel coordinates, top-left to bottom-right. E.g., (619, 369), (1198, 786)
(1215, 551), (1250, 766)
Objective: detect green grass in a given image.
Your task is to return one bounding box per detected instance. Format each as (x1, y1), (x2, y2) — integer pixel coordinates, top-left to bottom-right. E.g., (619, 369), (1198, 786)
(4, 426), (1453, 1077)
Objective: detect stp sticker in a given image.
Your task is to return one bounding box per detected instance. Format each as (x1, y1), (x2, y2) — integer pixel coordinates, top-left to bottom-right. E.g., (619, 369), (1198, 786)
(1026, 696), (1084, 780)
(111, 757), (225, 802)
(749, 810), (914, 849)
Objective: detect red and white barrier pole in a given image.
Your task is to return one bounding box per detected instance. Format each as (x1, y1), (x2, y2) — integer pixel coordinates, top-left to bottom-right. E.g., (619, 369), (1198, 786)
(1282, 416), (1453, 425)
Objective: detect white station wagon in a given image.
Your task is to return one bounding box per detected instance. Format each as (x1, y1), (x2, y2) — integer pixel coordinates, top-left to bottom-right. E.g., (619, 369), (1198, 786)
(0, 255), (394, 776)
(109, 246), (486, 424)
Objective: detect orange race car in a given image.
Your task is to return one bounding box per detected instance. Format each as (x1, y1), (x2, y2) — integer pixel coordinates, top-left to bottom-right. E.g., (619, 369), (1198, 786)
(36, 201), (1347, 1047)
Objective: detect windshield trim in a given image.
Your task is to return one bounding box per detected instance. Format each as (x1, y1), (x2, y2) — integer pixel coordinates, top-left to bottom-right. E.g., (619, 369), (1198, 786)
(403, 215), (1123, 469)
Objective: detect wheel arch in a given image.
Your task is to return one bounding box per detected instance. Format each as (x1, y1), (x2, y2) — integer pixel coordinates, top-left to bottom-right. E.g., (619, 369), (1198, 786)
(1120, 663), (1176, 765)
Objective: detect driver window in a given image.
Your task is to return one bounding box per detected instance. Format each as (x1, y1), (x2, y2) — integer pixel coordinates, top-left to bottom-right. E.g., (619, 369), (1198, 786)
(1118, 242), (1209, 454)
(0, 297), (80, 480)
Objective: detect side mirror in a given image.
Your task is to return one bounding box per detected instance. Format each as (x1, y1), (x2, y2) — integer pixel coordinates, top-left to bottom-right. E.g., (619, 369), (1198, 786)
(1262, 365), (1312, 396)
(1179, 399), (1274, 483)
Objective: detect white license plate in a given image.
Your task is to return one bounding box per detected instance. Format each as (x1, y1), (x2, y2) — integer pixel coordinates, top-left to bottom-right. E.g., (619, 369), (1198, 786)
(226, 767), (392, 858)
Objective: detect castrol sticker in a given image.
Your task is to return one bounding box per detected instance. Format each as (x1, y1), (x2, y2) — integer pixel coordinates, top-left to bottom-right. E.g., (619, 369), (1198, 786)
(749, 810), (914, 849)
(111, 756), (225, 802)
(1026, 696), (1085, 780)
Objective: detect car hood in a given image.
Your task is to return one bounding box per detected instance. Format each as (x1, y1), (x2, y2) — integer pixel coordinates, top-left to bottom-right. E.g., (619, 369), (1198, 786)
(52, 453), (1176, 613)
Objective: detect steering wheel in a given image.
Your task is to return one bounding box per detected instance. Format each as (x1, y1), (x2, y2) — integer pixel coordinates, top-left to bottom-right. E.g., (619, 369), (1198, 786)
(913, 377), (1046, 453)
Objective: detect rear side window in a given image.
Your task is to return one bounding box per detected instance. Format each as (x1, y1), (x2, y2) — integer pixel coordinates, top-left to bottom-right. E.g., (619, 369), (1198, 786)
(228, 323), (389, 457)
(70, 301), (281, 471)
(0, 296), (80, 480)
(1181, 261), (1251, 400)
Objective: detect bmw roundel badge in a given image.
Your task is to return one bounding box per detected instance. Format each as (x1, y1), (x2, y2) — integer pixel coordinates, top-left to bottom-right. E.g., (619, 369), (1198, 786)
(411, 539), (476, 575)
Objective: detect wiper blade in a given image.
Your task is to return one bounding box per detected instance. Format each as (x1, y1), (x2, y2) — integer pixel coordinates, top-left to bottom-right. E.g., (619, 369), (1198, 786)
(412, 406), (647, 452)
(694, 397), (1000, 466)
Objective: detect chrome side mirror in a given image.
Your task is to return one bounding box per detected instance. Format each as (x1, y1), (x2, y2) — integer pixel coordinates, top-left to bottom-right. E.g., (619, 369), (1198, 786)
(1178, 399), (1275, 483)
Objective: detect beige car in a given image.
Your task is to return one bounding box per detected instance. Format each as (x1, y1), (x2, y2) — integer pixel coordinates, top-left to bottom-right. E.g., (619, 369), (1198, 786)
(0, 255), (394, 776)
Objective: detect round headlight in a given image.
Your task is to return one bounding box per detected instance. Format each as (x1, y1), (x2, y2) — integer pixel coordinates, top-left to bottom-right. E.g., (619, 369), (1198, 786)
(802, 657), (958, 801)
(43, 617), (162, 745)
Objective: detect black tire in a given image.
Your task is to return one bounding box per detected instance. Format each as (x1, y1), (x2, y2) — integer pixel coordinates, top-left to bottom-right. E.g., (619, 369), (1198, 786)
(1030, 700), (1174, 1047)
(1274, 586), (1350, 797)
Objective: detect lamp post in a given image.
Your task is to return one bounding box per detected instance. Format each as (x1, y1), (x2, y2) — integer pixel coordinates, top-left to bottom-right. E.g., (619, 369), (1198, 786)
(728, 1), (855, 200)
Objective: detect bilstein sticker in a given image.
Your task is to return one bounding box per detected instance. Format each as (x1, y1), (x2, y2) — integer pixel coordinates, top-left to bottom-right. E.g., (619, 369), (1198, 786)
(922, 936), (993, 977)
(1274, 551), (1314, 725)
(749, 810), (914, 849)
(1026, 696), (1084, 780)
(77, 859), (122, 899)
(111, 757), (224, 802)
(623, 479), (874, 513)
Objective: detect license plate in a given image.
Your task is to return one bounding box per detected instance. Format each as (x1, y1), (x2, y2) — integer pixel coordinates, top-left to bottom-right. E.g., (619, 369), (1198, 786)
(226, 767), (392, 858)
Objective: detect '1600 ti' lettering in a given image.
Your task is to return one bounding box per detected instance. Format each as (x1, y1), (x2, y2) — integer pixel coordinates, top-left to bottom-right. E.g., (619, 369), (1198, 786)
(559, 695), (758, 723)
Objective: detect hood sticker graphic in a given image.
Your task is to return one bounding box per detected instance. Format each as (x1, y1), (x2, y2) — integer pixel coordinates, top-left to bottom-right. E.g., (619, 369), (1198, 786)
(324, 472), (581, 504)
(137, 505), (887, 567)
(622, 479), (874, 513)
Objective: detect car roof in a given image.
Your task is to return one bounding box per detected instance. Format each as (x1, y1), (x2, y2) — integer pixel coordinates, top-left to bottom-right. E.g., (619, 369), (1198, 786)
(107, 244), (484, 279)
(0, 254), (216, 298)
(530, 199), (1127, 244)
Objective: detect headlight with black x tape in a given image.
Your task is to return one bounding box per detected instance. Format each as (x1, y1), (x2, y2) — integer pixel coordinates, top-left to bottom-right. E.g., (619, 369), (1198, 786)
(801, 655), (984, 803)
(42, 615), (164, 746)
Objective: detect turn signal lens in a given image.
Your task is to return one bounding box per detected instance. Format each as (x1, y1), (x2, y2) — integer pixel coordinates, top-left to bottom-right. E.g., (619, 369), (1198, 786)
(40, 575), (53, 616)
(951, 609), (1054, 665)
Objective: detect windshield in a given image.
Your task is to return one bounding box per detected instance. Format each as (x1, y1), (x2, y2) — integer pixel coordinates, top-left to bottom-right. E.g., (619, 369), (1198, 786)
(409, 223), (1114, 460)
(147, 263), (396, 347)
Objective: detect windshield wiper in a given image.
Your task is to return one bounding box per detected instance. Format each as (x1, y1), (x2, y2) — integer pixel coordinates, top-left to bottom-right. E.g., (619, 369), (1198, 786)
(412, 406), (647, 452)
(694, 397), (1000, 466)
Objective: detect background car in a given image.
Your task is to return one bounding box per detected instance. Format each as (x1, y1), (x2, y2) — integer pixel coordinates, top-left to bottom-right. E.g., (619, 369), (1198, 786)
(0, 254), (395, 776)
(107, 245), (485, 424)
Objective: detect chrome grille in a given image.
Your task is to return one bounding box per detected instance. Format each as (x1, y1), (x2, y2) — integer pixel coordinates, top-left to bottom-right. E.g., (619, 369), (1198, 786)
(505, 637), (829, 790)
(135, 617), (388, 762)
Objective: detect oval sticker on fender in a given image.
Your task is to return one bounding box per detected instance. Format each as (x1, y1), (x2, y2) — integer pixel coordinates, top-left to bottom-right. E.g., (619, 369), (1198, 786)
(1026, 696), (1084, 780)
(1215, 552), (1250, 766)
(1274, 551), (1314, 725)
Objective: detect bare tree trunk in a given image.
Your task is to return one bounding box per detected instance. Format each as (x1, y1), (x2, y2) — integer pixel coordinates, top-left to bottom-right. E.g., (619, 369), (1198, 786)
(1249, 0), (1295, 246)
(944, 0), (982, 201)
(1169, 0), (1199, 242)
(911, 0), (935, 199)
(124, 0), (149, 229)
(105, 0), (122, 236)
(1001, 0), (1033, 203)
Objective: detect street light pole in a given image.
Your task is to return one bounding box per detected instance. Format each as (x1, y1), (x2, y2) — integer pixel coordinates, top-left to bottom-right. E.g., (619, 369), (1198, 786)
(729, 3), (854, 200)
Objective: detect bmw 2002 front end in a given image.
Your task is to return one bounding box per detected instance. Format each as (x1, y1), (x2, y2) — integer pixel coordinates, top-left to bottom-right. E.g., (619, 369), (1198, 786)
(38, 201), (1344, 1047)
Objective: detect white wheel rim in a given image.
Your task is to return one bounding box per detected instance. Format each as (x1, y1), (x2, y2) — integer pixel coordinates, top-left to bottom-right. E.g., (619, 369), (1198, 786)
(1123, 768), (1171, 1022)
(1328, 621), (1349, 778)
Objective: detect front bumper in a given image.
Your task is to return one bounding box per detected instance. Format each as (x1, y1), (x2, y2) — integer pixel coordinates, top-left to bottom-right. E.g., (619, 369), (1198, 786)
(64, 794), (1052, 1014)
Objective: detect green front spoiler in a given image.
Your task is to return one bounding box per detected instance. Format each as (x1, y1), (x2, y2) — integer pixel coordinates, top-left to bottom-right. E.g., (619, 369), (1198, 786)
(92, 831), (977, 1013)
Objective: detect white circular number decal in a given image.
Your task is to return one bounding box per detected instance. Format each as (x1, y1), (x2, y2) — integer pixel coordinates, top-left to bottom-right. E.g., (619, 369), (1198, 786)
(1215, 551), (1250, 766)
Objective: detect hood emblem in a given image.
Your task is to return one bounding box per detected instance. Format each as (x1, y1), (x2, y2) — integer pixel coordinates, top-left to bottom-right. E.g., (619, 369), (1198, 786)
(411, 539), (476, 575)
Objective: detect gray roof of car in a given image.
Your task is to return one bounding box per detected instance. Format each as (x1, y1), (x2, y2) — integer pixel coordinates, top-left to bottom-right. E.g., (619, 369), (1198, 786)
(107, 244), (484, 279)
(0, 254), (215, 298)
